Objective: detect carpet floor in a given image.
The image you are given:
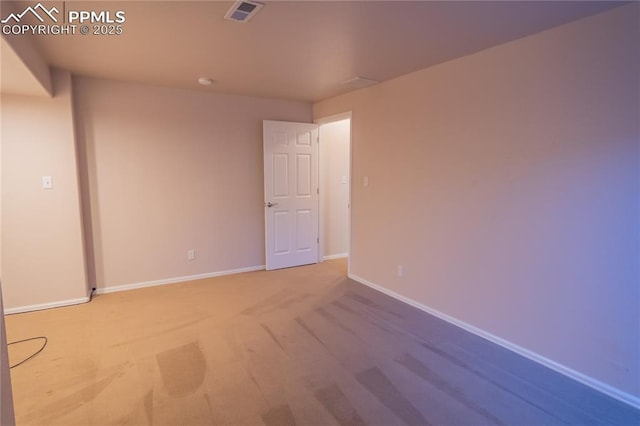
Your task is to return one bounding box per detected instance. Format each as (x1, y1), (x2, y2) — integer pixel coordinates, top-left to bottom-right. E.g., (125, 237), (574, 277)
(5, 259), (640, 425)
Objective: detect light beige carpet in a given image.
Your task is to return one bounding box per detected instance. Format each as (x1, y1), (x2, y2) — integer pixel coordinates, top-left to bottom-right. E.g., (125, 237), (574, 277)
(5, 259), (639, 425)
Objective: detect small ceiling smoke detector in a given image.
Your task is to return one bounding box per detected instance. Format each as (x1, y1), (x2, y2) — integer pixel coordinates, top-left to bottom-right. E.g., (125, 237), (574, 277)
(342, 77), (379, 89)
(198, 77), (214, 86)
(224, 0), (264, 23)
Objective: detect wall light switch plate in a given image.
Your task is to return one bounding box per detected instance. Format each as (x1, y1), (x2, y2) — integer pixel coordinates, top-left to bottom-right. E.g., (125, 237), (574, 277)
(42, 176), (53, 189)
(341, 175), (348, 184)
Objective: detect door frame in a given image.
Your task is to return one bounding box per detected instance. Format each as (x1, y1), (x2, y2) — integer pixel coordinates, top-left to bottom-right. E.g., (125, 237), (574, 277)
(315, 111), (353, 276)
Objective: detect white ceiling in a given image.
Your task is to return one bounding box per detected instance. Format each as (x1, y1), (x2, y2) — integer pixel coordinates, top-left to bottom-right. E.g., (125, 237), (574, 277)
(1, 1), (627, 102)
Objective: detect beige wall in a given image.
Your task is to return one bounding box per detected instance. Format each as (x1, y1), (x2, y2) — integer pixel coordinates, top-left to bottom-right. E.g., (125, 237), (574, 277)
(320, 119), (350, 258)
(1, 0), (52, 96)
(0, 34), (52, 97)
(73, 77), (312, 290)
(0, 282), (15, 426)
(314, 4), (640, 399)
(1, 69), (87, 310)
(0, 81), (3, 278)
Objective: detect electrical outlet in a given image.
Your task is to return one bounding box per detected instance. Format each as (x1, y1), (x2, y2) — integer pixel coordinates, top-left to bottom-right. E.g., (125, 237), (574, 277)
(397, 265), (404, 278)
(187, 249), (195, 261)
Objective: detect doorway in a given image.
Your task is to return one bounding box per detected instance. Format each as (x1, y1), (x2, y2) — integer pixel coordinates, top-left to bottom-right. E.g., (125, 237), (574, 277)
(262, 115), (351, 271)
(317, 114), (352, 270)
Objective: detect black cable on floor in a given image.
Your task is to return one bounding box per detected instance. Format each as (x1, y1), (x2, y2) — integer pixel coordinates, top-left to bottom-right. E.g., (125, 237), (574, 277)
(7, 336), (48, 369)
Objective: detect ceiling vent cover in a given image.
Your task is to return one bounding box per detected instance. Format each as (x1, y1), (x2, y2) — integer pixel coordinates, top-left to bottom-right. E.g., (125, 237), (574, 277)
(224, 1), (264, 23)
(342, 77), (379, 89)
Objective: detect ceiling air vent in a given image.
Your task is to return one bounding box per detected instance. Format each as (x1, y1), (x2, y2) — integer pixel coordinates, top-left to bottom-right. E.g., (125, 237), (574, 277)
(224, 0), (264, 23)
(342, 77), (379, 89)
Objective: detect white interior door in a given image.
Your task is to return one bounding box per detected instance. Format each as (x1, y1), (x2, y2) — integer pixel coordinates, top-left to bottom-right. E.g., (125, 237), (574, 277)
(263, 120), (319, 270)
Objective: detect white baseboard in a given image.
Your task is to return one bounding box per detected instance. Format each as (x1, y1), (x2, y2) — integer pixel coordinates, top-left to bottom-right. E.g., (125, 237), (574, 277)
(348, 273), (640, 411)
(4, 296), (90, 315)
(95, 265), (266, 295)
(323, 253), (348, 261)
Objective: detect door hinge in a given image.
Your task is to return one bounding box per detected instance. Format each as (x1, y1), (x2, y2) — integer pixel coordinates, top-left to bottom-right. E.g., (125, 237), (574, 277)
(317, 188), (319, 195)
(317, 237), (319, 244)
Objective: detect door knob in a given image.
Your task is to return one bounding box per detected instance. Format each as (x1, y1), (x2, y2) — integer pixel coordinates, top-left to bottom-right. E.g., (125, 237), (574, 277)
(266, 202), (279, 208)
